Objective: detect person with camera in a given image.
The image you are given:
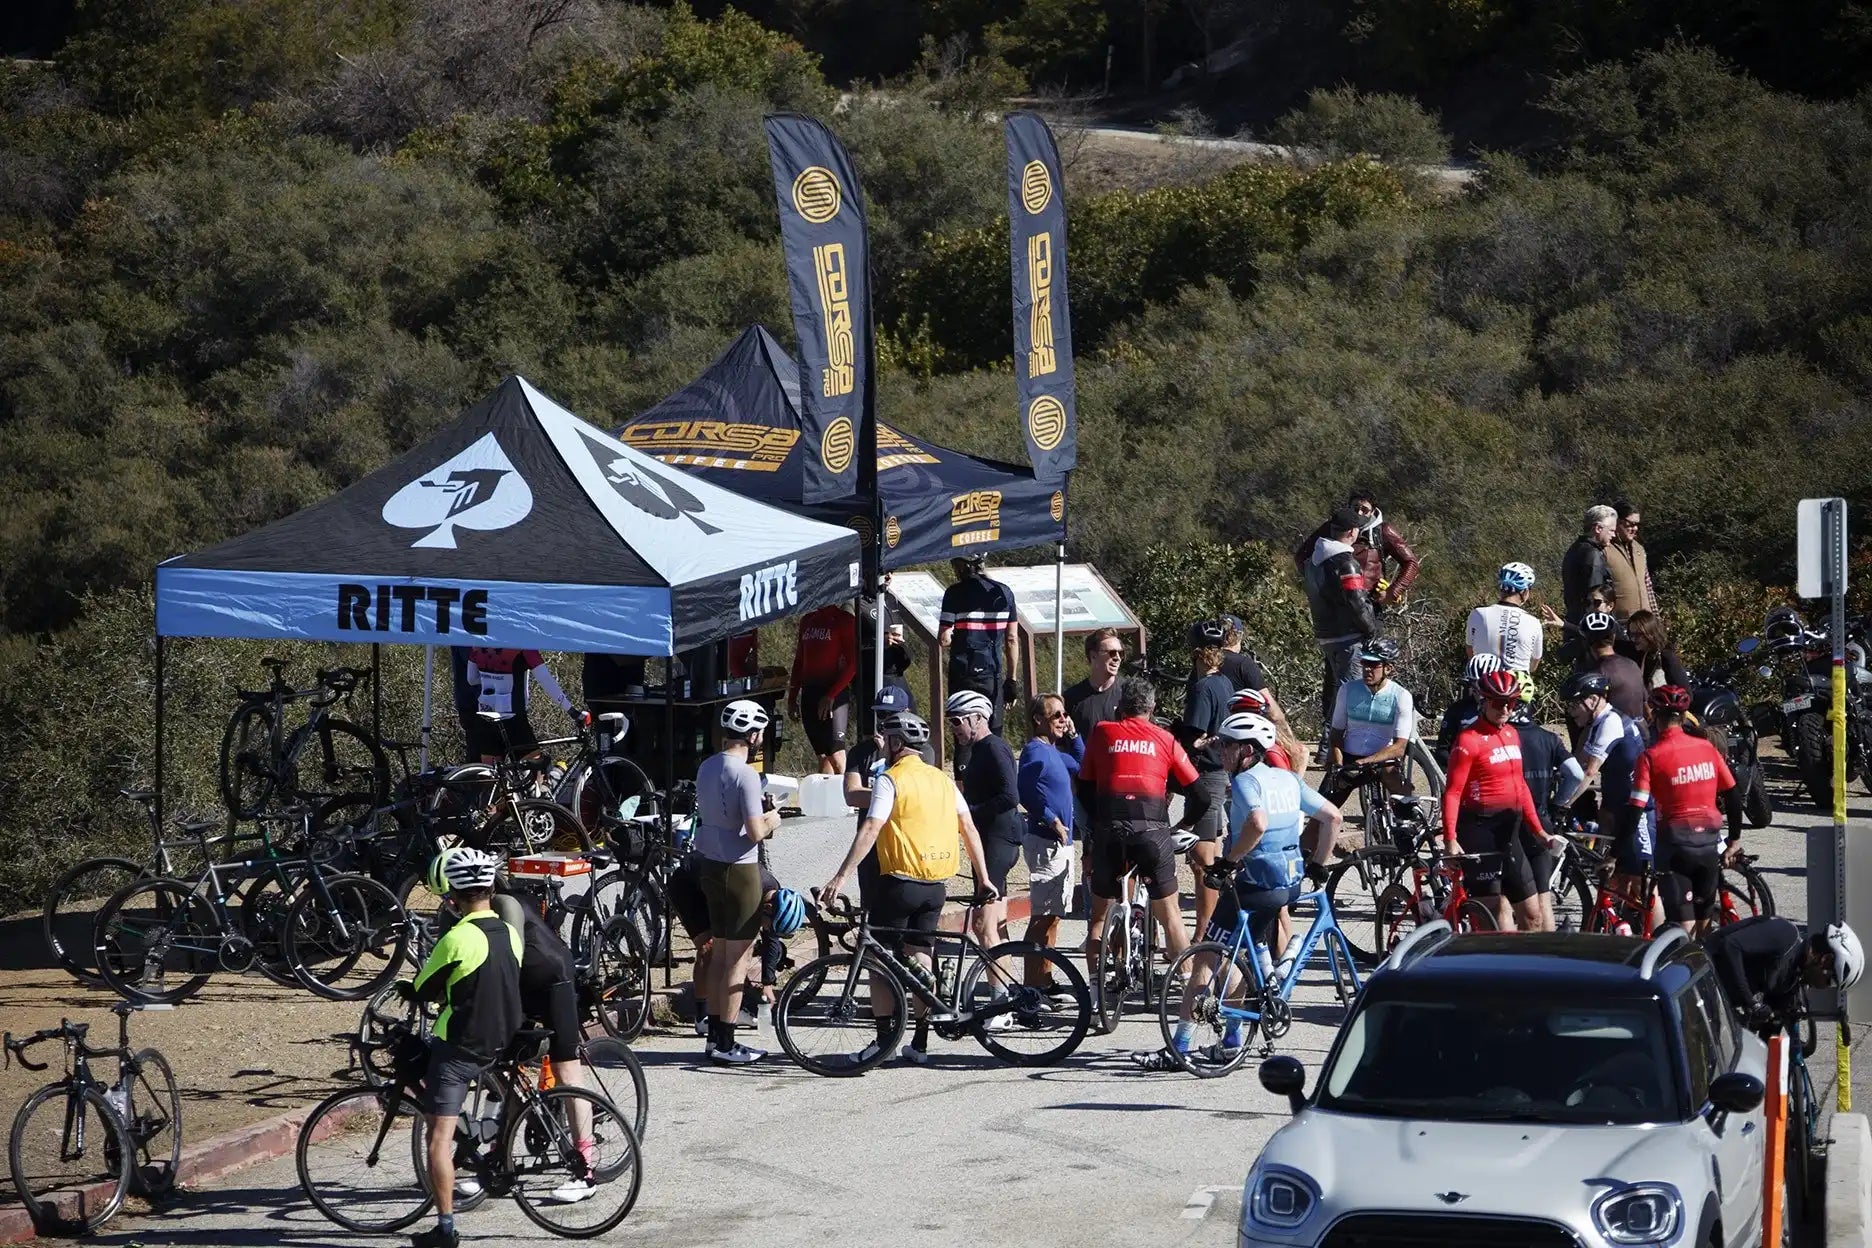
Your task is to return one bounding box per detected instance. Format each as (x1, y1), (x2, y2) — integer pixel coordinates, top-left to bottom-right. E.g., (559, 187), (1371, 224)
(693, 700), (783, 1065)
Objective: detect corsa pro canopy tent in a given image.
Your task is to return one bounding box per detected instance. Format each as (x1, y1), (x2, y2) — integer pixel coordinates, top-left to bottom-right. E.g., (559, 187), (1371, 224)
(157, 375), (863, 653)
(616, 325), (1067, 570)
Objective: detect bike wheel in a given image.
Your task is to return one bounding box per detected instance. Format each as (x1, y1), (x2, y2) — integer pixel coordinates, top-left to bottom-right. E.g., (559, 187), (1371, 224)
(94, 880), (217, 1005)
(233, 873), (302, 987)
(1404, 737), (1445, 801)
(506, 1087), (642, 1238)
(284, 874), (409, 1001)
(1158, 941), (1258, 1079)
(394, 867), (450, 928)
(356, 982), (427, 1088)
(300, 718), (391, 811)
(1455, 898), (1498, 933)
(220, 702), (277, 817)
(486, 799), (593, 856)
(589, 916), (652, 1042)
(960, 942), (1091, 1066)
(43, 856), (146, 987)
(1786, 1059), (1816, 1231)
(1550, 862), (1595, 935)
(1091, 905), (1127, 1034)
(296, 1085), (431, 1234)
(774, 952), (905, 1076)
(1372, 883), (1420, 958)
(1326, 850), (1399, 966)
(583, 867), (666, 964)
(8, 1084), (132, 1234)
(581, 1037), (649, 1144)
(1724, 860), (1775, 917)
(573, 756), (657, 830)
(124, 1047), (182, 1196)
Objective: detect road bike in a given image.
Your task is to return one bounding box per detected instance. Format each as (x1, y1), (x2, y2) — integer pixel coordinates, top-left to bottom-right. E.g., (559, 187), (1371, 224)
(298, 1020), (641, 1239)
(547, 713), (657, 834)
(5, 1003), (181, 1235)
(1157, 880), (1361, 1077)
(1322, 793), (1443, 965)
(1582, 859), (1768, 937)
(773, 891), (1091, 1075)
(1090, 829), (1198, 1033)
(1372, 847), (1500, 955)
(219, 660), (388, 819)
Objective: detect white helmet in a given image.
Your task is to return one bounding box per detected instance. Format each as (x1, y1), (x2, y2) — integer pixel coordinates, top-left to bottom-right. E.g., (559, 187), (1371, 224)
(1216, 712), (1278, 752)
(1824, 922), (1865, 990)
(428, 846), (498, 895)
(720, 699), (770, 736)
(944, 690), (994, 720)
(1464, 653), (1504, 683)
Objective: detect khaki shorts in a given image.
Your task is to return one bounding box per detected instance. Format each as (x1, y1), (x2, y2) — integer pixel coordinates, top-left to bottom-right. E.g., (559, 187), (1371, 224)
(1022, 833), (1076, 918)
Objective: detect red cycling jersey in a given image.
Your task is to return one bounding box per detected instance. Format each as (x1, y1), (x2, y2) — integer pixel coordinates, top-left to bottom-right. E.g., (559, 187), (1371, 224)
(1630, 725), (1734, 836)
(789, 606), (857, 697)
(1080, 716), (1199, 828)
(1442, 719), (1545, 843)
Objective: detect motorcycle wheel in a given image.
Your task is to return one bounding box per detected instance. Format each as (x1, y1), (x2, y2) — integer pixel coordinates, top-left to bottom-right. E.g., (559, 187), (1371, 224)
(1796, 714), (1833, 812)
(1744, 764), (1773, 828)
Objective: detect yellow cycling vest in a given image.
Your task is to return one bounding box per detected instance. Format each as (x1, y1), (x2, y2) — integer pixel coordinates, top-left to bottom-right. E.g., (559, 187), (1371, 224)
(875, 754), (960, 883)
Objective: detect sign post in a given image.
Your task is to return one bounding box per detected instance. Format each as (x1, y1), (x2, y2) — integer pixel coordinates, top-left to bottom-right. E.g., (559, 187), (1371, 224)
(1797, 497), (1850, 1110)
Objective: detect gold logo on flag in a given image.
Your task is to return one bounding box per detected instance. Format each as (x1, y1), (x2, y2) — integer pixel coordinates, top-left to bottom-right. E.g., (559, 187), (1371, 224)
(950, 490), (1002, 547)
(813, 242), (855, 398)
(1050, 490), (1065, 522)
(792, 166), (841, 224)
(821, 416), (855, 474)
(1028, 395), (1066, 452)
(1026, 232), (1056, 376)
(885, 516), (902, 548)
(1021, 160), (1052, 215)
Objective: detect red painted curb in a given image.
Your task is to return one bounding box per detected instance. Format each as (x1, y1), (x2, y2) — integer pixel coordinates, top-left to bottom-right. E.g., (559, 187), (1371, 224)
(938, 894), (1034, 933)
(0, 1091), (369, 1245)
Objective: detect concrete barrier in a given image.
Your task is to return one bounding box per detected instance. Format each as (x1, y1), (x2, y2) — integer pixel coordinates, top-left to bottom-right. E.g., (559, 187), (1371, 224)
(1829, 1111), (1872, 1246)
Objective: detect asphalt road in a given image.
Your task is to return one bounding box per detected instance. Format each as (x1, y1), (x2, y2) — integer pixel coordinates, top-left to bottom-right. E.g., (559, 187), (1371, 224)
(69, 753), (1862, 1248)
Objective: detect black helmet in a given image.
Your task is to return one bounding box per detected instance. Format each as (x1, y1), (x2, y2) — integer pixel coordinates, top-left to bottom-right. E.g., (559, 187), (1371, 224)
(1765, 606), (1806, 642)
(1357, 637), (1400, 665)
(1562, 671), (1611, 702)
(1186, 618), (1227, 648)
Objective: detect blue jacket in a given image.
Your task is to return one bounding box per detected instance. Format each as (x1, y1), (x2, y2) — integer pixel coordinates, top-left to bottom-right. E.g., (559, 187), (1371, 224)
(1018, 734), (1084, 843)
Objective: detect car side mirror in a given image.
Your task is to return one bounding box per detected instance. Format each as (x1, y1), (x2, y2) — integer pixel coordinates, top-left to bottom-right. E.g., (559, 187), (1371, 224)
(1736, 637), (1760, 656)
(1260, 1056), (1307, 1114)
(1705, 1072), (1764, 1133)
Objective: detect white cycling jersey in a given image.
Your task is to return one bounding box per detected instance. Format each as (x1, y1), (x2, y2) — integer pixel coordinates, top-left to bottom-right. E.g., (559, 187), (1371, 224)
(1465, 603), (1544, 672)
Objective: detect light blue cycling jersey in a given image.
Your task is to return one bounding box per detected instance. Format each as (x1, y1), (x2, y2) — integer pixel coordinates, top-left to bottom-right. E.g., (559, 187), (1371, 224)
(1332, 678), (1417, 759)
(1228, 762), (1330, 890)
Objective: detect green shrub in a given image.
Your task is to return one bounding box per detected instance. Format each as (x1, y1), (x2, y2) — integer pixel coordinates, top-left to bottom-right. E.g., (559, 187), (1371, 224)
(1268, 86), (1453, 166)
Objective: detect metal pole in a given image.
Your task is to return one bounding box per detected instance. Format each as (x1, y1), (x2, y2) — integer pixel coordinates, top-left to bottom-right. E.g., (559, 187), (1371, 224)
(1054, 541), (1066, 695)
(1829, 499), (1851, 1112)
(872, 534), (887, 733)
(154, 634), (166, 831)
(420, 645), (435, 771)
(371, 642), (382, 738)
(663, 673), (675, 988)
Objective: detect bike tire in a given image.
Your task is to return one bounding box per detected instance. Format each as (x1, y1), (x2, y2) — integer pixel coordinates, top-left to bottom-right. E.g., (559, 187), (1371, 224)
(773, 951), (906, 1076)
(1455, 898), (1498, 934)
(1786, 1058), (1815, 1232)
(1158, 941), (1258, 1079)
(233, 873), (304, 987)
(219, 701), (277, 818)
(297, 718), (391, 812)
(1325, 849), (1399, 966)
(9, 1083), (132, 1234)
(589, 916), (652, 1042)
(1551, 861), (1595, 935)
(485, 799), (593, 857)
(297, 1085), (431, 1234)
(1372, 882), (1419, 958)
(394, 868), (450, 929)
(284, 874), (409, 1001)
(581, 1036), (649, 1144)
(1091, 905), (1127, 1035)
(571, 755), (657, 831)
(125, 1047), (182, 1196)
(1404, 736), (1445, 801)
(93, 879), (217, 1005)
(1724, 860), (1775, 917)
(960, 942), (1091, 1066)
(356, 982), (428, 1088)
(43, 856), (147, 988)
(581, 867), (667, 965)
(505, 1087), (643, 1238)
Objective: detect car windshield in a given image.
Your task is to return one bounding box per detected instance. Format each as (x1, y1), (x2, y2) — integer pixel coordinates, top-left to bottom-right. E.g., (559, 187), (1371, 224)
(1316, 997), (1680, 1125)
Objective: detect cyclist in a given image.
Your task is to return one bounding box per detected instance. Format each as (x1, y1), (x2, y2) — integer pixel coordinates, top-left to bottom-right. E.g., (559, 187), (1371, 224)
(788, 603), (858, 775)
(948, 689), (1021, 958)
(939, 554), (1019, 735)
(693, 700), (782, 1065)
(1466, 562), (1544, 673)
(1325, 638), (1415, 826)
(1702, 917), (1864, 1034)
(398, 847), (521, 1248)
(1230, 688), (1301, 774)
(1436, 653), (1502, 769)
(667, 860), (806, 1037)
(1181, 619), (1237, 950)
(463, 647), (584, 764)
(1508, 672), (1568, 933)
(1557, 670), (1653, 923)
(1079, 677), (1198, 995)
(1136, 712), (1344, 1070)
(1442, 670), (1556, 931)
(821, 711), (999, 1066)
(1631, 685), (1737, 936)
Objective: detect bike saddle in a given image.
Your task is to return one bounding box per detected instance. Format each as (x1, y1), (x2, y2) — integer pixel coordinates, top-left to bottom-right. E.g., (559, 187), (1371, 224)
(119, 788), (157, 804)
(173, 815), (222, 836)
(1170, 830), (1200, 854)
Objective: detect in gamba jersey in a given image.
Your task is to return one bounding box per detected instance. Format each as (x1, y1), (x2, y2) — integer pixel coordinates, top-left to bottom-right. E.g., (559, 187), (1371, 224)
(467, 647), (542, 719)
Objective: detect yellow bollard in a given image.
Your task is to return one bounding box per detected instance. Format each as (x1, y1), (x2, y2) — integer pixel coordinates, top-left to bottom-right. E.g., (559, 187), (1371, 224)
(1840, 1023), (1852, 1114)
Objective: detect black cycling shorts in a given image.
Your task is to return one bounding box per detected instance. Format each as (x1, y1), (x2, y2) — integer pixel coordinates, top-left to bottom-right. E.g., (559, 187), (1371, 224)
(1656, 838), (1723, 923)
(1517, 821), (1555, 897)
(972, 835), (1021, 896)
(521, 974), (582, 1063)
(799, 684), (851, 758)
(1090, 823), (1180, 902)
(465, 712), (537, 760)
(1457, 810), (1538, 904)
(869, 874), (947, 950)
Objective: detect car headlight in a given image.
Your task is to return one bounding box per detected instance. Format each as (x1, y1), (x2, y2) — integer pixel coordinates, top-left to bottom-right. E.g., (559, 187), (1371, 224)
(1592, 1183), (1682, 1245)
(1247, 1165), (1320, 1231)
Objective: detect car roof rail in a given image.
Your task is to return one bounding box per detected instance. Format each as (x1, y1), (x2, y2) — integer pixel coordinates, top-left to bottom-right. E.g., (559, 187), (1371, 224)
(1381, 919), (1454, 973)
(1638, 928), (1691, 980)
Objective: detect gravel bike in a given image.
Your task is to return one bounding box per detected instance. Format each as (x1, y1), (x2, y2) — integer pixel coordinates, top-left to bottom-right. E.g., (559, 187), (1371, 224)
(43, 790), (205, 988)
(5, 1003), (181, 1235)
(219, 660), (388, 819)
(773, 891), (1091, 1075)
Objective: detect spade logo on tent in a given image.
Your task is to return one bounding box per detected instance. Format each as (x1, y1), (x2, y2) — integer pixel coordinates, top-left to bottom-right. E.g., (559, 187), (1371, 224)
(381, 433), (534, 549)
(578, 430), (721, 535)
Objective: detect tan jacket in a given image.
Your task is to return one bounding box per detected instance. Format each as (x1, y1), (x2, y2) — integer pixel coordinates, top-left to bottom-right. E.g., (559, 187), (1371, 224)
(1605, 538), (1656, 619)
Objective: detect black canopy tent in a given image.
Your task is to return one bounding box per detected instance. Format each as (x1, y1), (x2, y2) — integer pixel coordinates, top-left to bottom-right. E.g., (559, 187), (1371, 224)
(152, 374), (863, 822)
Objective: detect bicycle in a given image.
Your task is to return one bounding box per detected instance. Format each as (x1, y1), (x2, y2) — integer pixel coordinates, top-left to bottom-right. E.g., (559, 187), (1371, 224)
(1582, 859), (1766, 937)
(547, 713), (657, 834)
(1371, 847), (1500, 956)
(297, 1020), (641, 1239)
(93, 811), (409, 1004)
(1090, 829), (1198, 1034)
(1157, 878), (1362, 1077)
(5, 1003), (182, 1235)
(219, 660), (389, 819)
(1323, 794), (1442, 965)
(773, 891), (1091, 1075)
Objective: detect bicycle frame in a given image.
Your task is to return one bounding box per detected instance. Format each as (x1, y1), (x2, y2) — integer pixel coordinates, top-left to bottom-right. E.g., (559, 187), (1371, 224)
(1193, 890), (1359, 1042)
(837, 907), (1018, 1028)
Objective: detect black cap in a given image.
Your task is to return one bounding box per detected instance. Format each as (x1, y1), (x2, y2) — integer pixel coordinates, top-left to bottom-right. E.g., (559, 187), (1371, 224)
(1328, 506), (1361, 534)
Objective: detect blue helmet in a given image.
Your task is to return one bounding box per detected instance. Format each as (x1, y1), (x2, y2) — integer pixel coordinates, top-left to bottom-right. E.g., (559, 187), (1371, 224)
(1498, 562), (1536, 594)
(769, 887), (807, 938)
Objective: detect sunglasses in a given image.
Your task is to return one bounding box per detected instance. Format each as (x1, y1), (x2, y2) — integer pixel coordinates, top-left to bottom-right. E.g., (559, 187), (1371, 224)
(945, 714), (979, 725)
(1097, 648), (1124, 658)
(1047, 709), (1070, 719)
(1484, 695), (1517, 707)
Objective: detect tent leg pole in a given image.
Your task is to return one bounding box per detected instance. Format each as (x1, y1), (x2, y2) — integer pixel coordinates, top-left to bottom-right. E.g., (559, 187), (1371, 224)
(872, 537), (886, 734)
(421, 646), (435, 772)
(663, 679), (675, 989)
(1054, 542), (1066, 695)
(154, 634), (166, 831)
(372, 643), (382, 739)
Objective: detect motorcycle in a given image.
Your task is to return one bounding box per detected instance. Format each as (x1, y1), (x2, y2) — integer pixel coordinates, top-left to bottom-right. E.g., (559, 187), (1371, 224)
(1755, 609), (1872, 812)
(1691, 638), (1774, 829)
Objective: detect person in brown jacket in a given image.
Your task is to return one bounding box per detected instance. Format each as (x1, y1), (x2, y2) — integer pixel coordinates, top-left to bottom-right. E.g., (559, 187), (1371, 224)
(1605, 499), (1658, 620)
(1293, 489), (1422, 612)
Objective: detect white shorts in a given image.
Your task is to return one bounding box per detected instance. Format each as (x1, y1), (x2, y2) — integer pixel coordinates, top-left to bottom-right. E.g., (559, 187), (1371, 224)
(1022, 833), (1077, 918)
